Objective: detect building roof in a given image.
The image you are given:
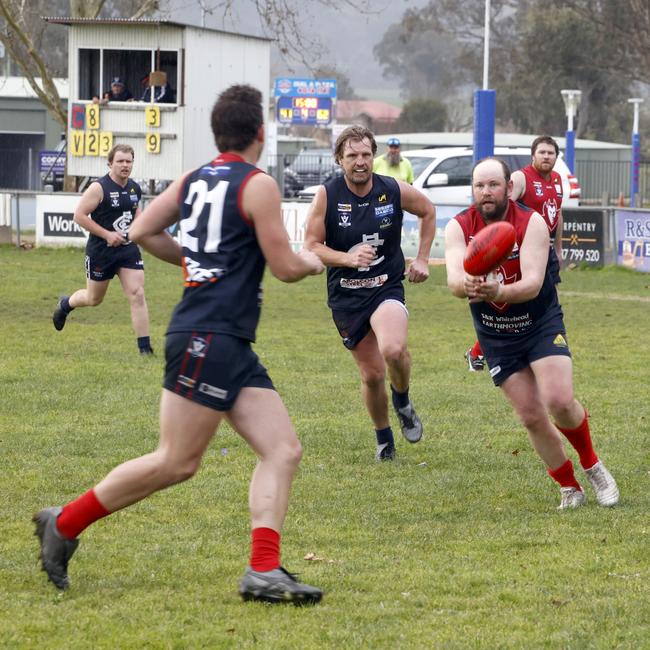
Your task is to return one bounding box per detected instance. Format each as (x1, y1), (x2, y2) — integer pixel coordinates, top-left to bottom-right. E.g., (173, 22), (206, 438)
(42, 17), (271, 42)
(0, 76), (68, 99)
(337, 100), (401, 123)
(375, 132), (630, 150)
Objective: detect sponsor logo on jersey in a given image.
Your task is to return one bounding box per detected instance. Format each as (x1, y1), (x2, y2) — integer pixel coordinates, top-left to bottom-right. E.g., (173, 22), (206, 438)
(177, 375), (196, 388)
(357, 202), (369, 207)
(533, 181), (543, 197)
(198, 382), (228, 399)
(378, 193), (387, 203)
(337, 203), (352, 212)
(553, 333), (568, 347)
(375, 204), (394, 218)
(379, 216), (392, 229)
(110, 191), (120, 207)
(554, 183), (562, 195)
(129, 193), (139, 203)
(338, 214), (352, 228)
(340, 274), (388, 289)
(187, 336), (208, 358)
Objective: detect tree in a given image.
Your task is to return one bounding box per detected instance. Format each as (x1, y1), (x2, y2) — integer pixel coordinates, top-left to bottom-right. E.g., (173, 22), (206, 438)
(0, 1), (160, 129)
(376, 0), (638, 142)
(398, 98), (447, 132)
(313, 65), (363, 100)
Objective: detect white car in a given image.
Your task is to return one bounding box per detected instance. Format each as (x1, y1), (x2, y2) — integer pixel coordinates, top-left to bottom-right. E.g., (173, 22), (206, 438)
(402, 146), (581, 207)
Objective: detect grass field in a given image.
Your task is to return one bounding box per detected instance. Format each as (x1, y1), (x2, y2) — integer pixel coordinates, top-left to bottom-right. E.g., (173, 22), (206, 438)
(1, 246), (649, 649)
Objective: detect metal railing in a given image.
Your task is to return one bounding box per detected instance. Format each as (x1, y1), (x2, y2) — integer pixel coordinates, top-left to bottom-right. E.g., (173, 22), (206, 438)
(575, 159), (650, 206)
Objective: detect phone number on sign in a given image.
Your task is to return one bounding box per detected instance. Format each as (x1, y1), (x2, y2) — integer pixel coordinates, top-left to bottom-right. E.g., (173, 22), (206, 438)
(562, 248), (600, 262)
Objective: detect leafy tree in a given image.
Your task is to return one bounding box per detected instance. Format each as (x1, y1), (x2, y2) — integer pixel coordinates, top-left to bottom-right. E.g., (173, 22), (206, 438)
(313, 65), (363, 100)
(376, 0), (638, 142)
(398, 98), (447, 132)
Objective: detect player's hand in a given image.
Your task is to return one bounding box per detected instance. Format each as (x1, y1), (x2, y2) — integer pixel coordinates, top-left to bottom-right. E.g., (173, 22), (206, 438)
(105, 231), (126, 247)
(407, 257), (429, 283)
(298, 248), (325, 275)
(348, 244), (376, 268)
(465, 274), (501, 303)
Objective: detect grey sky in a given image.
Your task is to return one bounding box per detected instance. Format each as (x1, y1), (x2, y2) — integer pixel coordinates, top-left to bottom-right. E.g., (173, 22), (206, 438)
(163, 0), (429, 97)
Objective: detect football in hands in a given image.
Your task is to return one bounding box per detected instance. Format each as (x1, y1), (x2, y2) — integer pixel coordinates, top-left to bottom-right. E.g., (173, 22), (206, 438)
(463, 221), (517, 276)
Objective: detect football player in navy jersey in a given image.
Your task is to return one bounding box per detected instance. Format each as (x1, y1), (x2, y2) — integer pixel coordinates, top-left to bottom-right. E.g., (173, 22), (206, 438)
(305, 125), (436, 461)
(34, 85), (325, 604)
(52, 144), (154, 354)
(445, 157), (618, 510)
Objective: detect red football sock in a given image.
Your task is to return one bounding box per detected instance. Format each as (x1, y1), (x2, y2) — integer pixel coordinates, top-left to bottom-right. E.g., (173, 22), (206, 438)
(56, 489), (111, 540)
(250, 527), (280, 572)
(471, 340), (483, 357)
(547, 458), (582, 490)
(556, 412), (598, 470)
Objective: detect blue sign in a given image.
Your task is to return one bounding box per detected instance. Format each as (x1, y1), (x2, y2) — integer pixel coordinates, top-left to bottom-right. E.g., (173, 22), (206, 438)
(39, 150), (66, 174)
(274, 78), (337, 99)
(615, 209), (650, 272)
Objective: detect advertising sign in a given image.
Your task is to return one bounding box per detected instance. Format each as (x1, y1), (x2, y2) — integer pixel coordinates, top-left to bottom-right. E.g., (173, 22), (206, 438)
(559, 209), (605, 267)
(274, 78), (337, 98)
(615, 209), (650, 272)
(36, 194), (87, 247)
(39, 151), (66, 174)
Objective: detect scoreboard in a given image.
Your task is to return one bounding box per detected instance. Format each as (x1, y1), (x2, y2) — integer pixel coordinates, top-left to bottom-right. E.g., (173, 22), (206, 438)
(276, 96), (333, 125)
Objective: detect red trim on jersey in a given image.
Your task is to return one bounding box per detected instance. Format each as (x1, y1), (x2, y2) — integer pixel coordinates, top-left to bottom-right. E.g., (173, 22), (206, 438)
(176, 171), (193, 207)
(237, 169), (263, 225)
(210, 153), (247, 165)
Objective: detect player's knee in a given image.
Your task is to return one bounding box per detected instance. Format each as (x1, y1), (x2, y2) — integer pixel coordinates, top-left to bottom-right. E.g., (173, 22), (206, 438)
(360, 364), (385, 388)
(128, 285), (146, 306)
(517, 408), (547, 432)
(546, 393), (575, 420)
(87, 294), (104, 307)
(381, 341), (407, 365)
(268, 437), (302, 469)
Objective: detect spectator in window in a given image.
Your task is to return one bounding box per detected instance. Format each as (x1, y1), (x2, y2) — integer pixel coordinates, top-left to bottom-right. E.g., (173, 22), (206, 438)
(93, 77), (134, 104)
(139, 75), (176, 104)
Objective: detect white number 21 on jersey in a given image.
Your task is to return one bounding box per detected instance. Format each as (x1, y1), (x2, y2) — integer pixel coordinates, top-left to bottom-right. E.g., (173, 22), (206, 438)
(181, 179), (229, 253)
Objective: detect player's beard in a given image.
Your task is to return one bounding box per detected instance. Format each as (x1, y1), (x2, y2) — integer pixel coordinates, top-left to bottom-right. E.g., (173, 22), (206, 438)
(386, 150), (401, 166)
(477, 194), (509, 222)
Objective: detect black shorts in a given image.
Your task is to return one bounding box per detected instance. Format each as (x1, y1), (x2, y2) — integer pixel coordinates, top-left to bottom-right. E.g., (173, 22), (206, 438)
(331, 290), (407, 350)
(85, 243), (144, 282)
(480, 318), (572, 387)
(163, 332), (275, 411)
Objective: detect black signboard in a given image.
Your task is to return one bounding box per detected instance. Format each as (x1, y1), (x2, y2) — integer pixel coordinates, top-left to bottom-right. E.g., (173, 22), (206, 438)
(560, 209), (605, 267)
(43, 212), (85, 238)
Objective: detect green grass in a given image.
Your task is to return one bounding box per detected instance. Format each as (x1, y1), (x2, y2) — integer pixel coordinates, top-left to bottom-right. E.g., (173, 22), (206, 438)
(0, 246), (649, 649)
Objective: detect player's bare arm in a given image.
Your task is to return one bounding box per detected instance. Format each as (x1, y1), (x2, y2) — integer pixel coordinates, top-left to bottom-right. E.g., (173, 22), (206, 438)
(245, 173), (324, 282)
(304, 186), (376, 268)
(444, 219), (471, 298)
(555, 209), (564, 267)
(129, 177), (185, 266)
(398, 181), (436, 283)
(74, 182), (123, 247)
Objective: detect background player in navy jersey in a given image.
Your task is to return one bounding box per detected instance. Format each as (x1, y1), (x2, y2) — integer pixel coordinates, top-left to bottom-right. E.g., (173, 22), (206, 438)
(52, 144), (154, 355)
(305, 125), (436, 461)
(465, 136), (564, 372)
(446, 157), (618, 510)
(34, 85), (325, 604)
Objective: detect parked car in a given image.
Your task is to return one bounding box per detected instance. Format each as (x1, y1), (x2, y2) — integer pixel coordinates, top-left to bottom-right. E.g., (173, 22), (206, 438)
(283, 148), (342, 198)
(402, 146), (581, 207)
(295, 146), (581, 206)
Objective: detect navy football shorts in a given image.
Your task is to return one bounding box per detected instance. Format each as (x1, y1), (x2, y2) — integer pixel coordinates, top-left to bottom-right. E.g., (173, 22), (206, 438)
(85, 243), (144, 282)
(331, 292), (407, 350)
(164, 332), (275, 411)
(481, 317), (572, 387)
